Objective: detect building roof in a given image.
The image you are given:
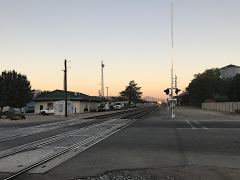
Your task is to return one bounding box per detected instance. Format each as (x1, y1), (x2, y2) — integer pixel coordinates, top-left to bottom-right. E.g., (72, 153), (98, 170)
(221, 64), (240, 69)
(33, 90), (101, 102)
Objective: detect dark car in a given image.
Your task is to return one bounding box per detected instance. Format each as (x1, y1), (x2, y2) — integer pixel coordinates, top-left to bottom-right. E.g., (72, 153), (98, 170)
(4, 107), (26, 120)
(24, 106), (35, 113)
(97, 103), (106, 112)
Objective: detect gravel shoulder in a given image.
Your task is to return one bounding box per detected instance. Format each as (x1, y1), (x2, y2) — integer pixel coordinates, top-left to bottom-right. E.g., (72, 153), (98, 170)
(74, 166), (240, 180)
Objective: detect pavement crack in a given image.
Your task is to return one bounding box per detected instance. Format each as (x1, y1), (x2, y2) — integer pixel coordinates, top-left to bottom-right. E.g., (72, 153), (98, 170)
(172, 121), (189, 167)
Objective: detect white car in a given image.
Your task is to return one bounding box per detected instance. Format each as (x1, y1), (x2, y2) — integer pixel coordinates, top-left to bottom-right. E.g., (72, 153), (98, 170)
(113, 102), (125, 110)
(40, 109), (54, 115)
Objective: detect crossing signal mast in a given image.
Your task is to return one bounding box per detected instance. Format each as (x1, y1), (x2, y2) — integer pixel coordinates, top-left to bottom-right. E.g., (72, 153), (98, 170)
(164, 3), (181, 118)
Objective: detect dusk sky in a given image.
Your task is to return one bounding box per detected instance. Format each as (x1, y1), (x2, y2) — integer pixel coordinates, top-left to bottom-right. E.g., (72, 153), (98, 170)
(0, 0), (239, 98)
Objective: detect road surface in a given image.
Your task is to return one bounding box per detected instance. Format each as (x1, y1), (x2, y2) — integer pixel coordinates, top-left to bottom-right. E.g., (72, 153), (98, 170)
(1, 106), (240, 180)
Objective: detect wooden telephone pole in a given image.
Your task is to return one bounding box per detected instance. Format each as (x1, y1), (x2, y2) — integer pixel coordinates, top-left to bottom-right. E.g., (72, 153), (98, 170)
(64, 59), (68, 117)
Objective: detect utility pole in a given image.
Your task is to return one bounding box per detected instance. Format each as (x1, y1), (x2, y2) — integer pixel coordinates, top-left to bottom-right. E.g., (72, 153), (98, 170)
(101, 61), (105, 97)
(64, 59), (68, 117)
(106, 86), (109, 100)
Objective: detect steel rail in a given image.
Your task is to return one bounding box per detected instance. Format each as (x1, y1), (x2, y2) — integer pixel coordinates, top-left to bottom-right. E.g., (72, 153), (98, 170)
(0, 119), (118, 159)
(2, 120), (133, 180)
(2, 106), (156, 180)
(0, 107), (148, 143)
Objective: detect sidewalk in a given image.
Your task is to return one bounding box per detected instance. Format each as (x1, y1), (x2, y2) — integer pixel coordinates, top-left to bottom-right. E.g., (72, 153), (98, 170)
(175, 106), (240, 121)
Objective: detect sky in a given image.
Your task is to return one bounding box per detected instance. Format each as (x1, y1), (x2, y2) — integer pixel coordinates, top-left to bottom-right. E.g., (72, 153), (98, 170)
(0, 0), (240, 98)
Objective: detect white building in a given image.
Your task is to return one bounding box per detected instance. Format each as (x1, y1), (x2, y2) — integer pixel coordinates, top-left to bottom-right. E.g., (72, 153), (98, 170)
(33, 90), (101, 115)
(220, 64), (240, 79)
(54, 101), (74, 116)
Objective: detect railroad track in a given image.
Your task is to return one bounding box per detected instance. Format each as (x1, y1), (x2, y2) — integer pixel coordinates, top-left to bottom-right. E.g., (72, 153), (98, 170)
(0, 106), (157, 159)
(122, 106), (158, 119)
(0, 107), (155, 143)
(0, 119), (117, 159)
(83, 106), (151, 119)
(0, 106), (158, 180)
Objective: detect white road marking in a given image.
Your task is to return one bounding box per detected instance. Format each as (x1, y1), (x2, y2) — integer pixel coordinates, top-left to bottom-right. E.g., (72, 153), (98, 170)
(193, 121), (208, 129)
(184, 120), (208, 130)
(185, 120), (197, 129)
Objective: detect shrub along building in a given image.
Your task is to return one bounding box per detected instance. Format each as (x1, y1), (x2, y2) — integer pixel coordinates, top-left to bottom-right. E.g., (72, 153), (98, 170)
(33, 90), (101, 115)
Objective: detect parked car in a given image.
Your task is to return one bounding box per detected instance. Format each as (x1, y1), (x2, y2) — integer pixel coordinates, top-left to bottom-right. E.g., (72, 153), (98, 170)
(130, 102), (136, 108)
(3, 107), (26, 120)
(113, 102), (126, 110)
(104, 102), (111, 111)
(97, 103), (106, 112)
(40, 108), (54, 115)
(1, 107), (10, 117)
(23, 106), (35, 113)
(109, 102), (115, 111)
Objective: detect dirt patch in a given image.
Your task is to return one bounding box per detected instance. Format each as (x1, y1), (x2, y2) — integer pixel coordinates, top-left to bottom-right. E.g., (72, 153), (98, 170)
(73, 166), (240, 180)
(74, 169), (174, 180)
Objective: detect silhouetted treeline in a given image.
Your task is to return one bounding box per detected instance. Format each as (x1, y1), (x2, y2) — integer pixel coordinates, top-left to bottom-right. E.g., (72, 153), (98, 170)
(179, 68), (240, 106)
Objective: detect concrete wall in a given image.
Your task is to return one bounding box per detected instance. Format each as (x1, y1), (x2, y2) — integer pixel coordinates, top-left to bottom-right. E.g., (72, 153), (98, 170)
(79, 102), (99, 113)
(79, 102), (89, 113)
(54, 101), (74, 116)
(88, 102), (99, 112)
(202, 102), (240, 113)
(72, 101), (81, 113)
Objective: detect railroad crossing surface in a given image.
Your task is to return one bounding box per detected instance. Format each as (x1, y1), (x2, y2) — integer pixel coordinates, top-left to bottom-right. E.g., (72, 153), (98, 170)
(1, 106), (240, 180)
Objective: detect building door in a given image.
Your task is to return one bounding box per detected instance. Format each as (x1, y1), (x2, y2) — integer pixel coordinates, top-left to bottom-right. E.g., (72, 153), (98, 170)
(40, 105), (43, 111)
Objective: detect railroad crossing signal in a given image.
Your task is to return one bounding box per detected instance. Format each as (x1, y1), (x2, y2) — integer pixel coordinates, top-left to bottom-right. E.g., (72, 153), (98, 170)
(175, 88), (181, 95)
(164, 85), (181, 119)
(164, 88), (181, 95)
(164, 88), (170, 95)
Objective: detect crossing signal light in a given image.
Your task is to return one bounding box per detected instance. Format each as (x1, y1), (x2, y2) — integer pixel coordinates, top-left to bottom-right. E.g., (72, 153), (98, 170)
(175, 88), (181, 95)
(164, 88), (170, 95)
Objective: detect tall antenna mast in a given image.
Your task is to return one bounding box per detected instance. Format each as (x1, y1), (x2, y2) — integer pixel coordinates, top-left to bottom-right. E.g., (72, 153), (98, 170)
(171, 2), (174, 98)
(164, 2), (181, 118)
(170, 2), (175, 118)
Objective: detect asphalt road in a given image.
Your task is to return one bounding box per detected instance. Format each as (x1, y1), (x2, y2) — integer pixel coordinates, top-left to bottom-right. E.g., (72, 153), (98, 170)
(2, 106), (240, 180)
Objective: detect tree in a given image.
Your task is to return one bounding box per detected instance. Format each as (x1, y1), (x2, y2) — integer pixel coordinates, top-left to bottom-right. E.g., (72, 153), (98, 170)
(187, 68), (227, 106)
(0, 70), (32, 117)
(178, 88), (189, 106)
(119, 80), (142, 106)
(228, 74), (240, 101)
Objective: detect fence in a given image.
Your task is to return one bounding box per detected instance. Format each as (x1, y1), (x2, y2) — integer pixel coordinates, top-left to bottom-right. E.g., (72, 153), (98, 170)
(202, 102), (240, 113)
